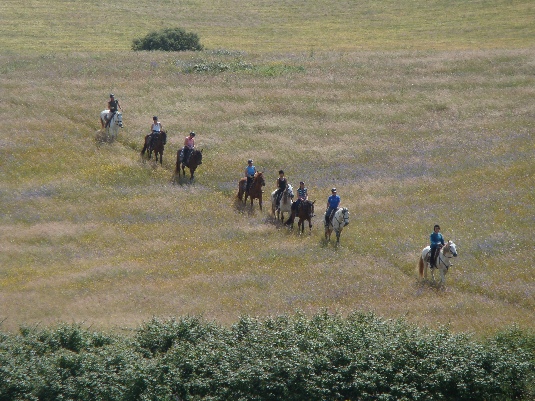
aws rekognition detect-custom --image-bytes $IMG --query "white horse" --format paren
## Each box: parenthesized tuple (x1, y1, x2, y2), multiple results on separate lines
(271, 184, 293, 222)
(418, 240, 458, 286)
(324, 207, 349, 244)
(100, 110, 123, 140)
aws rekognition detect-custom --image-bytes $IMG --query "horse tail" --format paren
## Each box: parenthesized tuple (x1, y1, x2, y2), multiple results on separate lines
(418, 255, 424, 278)
(284, 214, 294, 225)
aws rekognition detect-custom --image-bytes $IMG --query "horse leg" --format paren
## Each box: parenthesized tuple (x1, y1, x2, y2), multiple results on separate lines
(308, 219, 312, 234)
(439, 268, 446, 287)
(190, 168, 194, 181)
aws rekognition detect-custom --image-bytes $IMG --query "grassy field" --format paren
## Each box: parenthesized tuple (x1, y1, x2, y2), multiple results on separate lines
(0, 0, 534, 336)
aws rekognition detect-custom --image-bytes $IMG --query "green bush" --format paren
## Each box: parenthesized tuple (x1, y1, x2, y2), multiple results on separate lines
(132, 27, 203, 52)
(0, 314, 533, 401)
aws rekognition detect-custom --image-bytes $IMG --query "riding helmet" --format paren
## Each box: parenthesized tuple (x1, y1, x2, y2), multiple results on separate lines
(110, 93, 114, 97)
(153, 116, 158, 120)
(331, 188, 337, 193)
(248, 159, 253, 163)
(190, 132, 195, 137)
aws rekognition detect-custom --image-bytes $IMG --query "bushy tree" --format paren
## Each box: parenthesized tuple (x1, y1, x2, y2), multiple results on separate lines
(132, 27, 203, 52)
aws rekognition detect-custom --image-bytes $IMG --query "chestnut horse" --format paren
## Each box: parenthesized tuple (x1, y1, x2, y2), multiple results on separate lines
(238, 172, 265, 210)
(297, 200, 315, 234)
(418, 240, 458, 286)
(175, 148, 203, 181)
(141, 131, 167, 165)
(285, 200, 315, 234)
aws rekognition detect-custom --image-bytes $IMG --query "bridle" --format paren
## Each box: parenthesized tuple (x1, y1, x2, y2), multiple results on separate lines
(437, 246, 454, 270)
(332, 208, 348, 228)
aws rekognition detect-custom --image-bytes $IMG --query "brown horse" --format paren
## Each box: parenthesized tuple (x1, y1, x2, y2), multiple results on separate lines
(141, 131, 167, 165)
(175, 148, 203, 182)
(285, 200, 315, 234)
(238, 172, 265, 210)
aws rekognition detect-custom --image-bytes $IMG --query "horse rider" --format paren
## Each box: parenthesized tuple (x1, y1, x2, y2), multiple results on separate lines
(274, 170, 288, 210)
(149, 116, 162, 149)
(325, 188, 340, 227)
(285, 181, 308, 224)
(244, 159, 256, 194)
(291, 181, 308, 213)
(429, 224, 445, 268)
(105, 93, 122, 127)
(182, 132, 196, 165)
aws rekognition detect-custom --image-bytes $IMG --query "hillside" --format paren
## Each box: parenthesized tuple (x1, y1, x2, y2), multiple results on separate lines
(0, 0, 534, 335)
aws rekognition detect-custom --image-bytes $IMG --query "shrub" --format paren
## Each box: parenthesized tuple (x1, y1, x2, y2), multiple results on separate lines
(1, 314, 534, 400)
(132, 27, 203, 52)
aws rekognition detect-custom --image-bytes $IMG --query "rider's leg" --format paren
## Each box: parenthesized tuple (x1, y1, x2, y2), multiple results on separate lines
(429, 247, 436, 267)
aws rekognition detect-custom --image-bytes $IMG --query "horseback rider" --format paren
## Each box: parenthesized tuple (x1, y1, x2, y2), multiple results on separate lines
(285, 181, 308, 225)
(292, 181, 308, 213)
(244, 159, 256, 194)
(182, 132, 195, 165)
(274, 170, 288, 210)
(429, 224, 445, 268)
(325, 188, 340, 226)
(105, 93, 122, 127)
(149, 116, 162, 150)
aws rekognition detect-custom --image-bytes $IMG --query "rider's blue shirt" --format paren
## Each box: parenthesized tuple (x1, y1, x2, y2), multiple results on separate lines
(246, 165, 256, 177)
(327, 195, 340, 208)
(430, 232, 444, 248)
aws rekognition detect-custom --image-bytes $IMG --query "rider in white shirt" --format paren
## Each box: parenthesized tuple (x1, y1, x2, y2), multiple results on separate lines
(149, 116, 162, 148)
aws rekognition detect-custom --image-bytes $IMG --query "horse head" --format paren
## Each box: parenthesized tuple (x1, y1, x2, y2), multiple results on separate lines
(255, 172, 265, 187)
(115, 112, 123, 128)
(341, 207, 350, 226)
(444, 240, 458, 257)
(284, 184, 294, 200)
(193, 149, 203, 165)
(306, 200, 315, 218)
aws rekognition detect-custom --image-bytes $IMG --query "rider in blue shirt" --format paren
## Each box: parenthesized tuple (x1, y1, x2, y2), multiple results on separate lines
(244, 159, 256, 193)
(325, 188, 341, 225)
(429, 224, 445, 268)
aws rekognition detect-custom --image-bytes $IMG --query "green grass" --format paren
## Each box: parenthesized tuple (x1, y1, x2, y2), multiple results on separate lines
(0, 1, 534, 336)
(1, 0, 534, 53)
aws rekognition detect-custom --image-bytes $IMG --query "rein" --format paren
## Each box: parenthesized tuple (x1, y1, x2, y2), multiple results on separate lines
(332, 211, 345, 228)
(437, 250, 454, 270)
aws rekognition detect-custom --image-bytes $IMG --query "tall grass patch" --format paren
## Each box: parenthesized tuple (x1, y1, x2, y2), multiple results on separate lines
(1, 47, 534, 334)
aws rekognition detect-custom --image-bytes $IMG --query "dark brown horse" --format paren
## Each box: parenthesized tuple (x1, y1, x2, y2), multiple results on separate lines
(285, 200, 315, 234)
(141, 131, 167, 165)
(238, 171, 265, 210)
(175, 148, 203, 181)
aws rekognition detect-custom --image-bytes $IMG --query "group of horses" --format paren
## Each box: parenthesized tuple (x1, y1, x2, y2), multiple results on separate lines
(236, 171, 350, 245)
(236, 171, 458, 285)
(99, 109, 202, 181)
(139, 131, 203, 181)
(99, 110, 458, 286)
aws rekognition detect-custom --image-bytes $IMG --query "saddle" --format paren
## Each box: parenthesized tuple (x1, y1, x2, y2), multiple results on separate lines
(180, 147, 192, 166)
(325, 207, 338, 227)
(105, 111, 116, 127)
(428, 244, 443, 267)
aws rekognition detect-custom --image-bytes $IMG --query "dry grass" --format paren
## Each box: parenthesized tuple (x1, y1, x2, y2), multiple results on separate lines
(1, 1, 534, 336)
